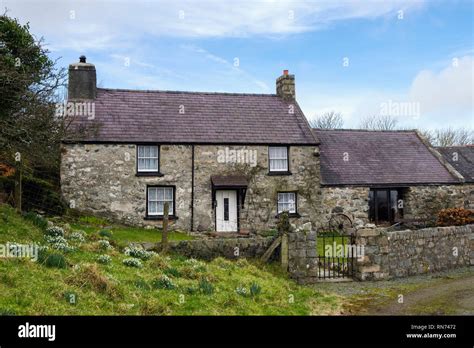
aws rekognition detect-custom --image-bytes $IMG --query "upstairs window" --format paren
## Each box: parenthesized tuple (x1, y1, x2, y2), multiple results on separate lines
(147, 186, 174, 217)
(269, 146, 289, 172)
(137, 145, 159, 173)
(278, 192, 297, 214)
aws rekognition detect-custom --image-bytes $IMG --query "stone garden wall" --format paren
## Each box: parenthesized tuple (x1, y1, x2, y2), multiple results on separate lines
(148, 236, 275, 261)
(354, 224, 474, 281)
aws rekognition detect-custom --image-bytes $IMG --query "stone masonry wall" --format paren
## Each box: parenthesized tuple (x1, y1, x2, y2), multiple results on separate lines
(148, 236, 275, 261)
(60, 143, 192, 230)
(193, 145, 321, 233)
(403, 185, 468, 220)
(320, 187, 370, 228)
(61, 143, 321, 233)
(354, 224, 474, 281)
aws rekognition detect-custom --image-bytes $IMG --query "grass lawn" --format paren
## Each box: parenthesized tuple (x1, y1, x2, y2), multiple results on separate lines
(0, 204, 344, 315)
(317, 235, 351, 258)
(64, 215, 193, 244)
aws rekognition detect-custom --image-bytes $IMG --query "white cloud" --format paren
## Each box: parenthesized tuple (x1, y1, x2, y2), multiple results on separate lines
(4, 0, 426, 51)
(409, 56, 473, 116)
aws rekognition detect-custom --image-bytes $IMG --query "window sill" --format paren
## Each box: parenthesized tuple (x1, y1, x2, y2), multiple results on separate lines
(268, 171, 292, 176)
(144, 215, 178, 221)
(275, 212, 301, 219)
(136, 172, 164, 177)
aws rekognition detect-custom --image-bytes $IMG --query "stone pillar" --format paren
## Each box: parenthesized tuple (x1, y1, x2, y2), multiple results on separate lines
(353, 227, 389, 281)
(288, 222, 318, 284)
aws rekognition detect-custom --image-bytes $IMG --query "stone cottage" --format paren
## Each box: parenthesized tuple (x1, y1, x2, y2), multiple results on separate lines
(61, 56, 472, 234)
(61, 57, 322, 233)
(313, 129, 468, 227)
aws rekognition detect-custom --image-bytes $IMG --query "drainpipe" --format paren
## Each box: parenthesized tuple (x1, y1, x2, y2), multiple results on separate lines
(190, 144, 195, 232)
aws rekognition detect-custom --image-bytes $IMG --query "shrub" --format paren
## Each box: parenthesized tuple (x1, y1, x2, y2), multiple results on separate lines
(39, 253, 67, 269)
(436, 208, 474, 226)
(134, 278, 151, 290)
(151, 275, 175, 290)
(69, 231, 86, 243)
(45, 226, 65, 237)
(98, 229, 113, 238)
(124, 246, 155, 260)
(250, 282, 262, 297)
(98, 239, 113, 251)
(66, 264, 121, 299)
(122, 258, 143, 268)
(149, 254, 171, 270)
(97, 255, 111, 265)
(0, 308, 17, 316)
(23, 211, 48, 230)
(235, 285, 248, 297)
(164, 267, 182, 278)
(198, 279, 214, 295)
(44, 235, 74, 252)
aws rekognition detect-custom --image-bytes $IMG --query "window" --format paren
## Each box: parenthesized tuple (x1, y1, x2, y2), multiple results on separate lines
(269, 146, 289, 172)
(137, 145, 159, 173)
(278, 192, 297, 214)
(147, 186, 174, 217)
(369, 188, 404, 224)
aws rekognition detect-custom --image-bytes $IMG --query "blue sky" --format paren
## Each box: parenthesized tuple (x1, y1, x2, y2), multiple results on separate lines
(5, 0, 474, 129)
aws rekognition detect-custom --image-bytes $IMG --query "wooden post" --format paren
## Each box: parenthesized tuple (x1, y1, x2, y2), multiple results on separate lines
(281, 232, 288, 271)
(14, 154, 22, 213)
(161, 202, 169, 254)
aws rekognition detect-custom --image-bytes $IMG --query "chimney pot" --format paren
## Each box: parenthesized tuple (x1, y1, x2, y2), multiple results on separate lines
(283, 69, 289, 75)
(79, 55, 87, 63)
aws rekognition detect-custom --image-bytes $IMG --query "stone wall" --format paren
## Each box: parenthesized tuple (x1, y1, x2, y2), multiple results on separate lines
(354, 224, 474, 280)
(61, 143, 321, 233)
(320, 187, 369, 228)
(60, 143, 193, 230)
(403, 185, 468, 220)
(147, 236, 275, 261)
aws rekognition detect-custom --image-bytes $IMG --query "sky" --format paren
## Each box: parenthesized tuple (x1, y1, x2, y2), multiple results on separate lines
(3, 0, 473, 129)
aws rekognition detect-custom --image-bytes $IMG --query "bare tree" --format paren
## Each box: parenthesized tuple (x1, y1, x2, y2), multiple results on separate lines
(310, 111, 344, 129)
(359, 115, 399, 130)
(421, 128, 474, 146)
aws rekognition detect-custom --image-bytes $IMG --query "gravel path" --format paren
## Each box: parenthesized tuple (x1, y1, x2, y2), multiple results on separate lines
(313, 267, 474, 315)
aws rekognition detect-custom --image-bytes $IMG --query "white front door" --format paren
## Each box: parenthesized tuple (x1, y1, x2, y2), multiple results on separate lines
(216, 190, 238, 232)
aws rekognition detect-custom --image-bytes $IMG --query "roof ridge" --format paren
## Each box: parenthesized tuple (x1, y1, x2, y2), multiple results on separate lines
(97, 87, 277, 97)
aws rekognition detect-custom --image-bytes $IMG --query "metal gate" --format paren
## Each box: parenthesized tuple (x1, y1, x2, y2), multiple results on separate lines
(317, 214, 357, 280)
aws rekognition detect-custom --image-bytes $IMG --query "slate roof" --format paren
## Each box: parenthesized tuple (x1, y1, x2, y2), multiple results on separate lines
(312, 129, 460, 186)
(64, 88, 317, 145)
(437, 146, 474, 183)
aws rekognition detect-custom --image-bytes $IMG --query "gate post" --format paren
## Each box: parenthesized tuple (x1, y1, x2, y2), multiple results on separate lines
(288, 222, 318, 284)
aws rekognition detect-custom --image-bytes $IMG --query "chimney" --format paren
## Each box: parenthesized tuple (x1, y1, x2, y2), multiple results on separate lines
(68, 55, 96, 100)
(276, 70, 295, 101)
